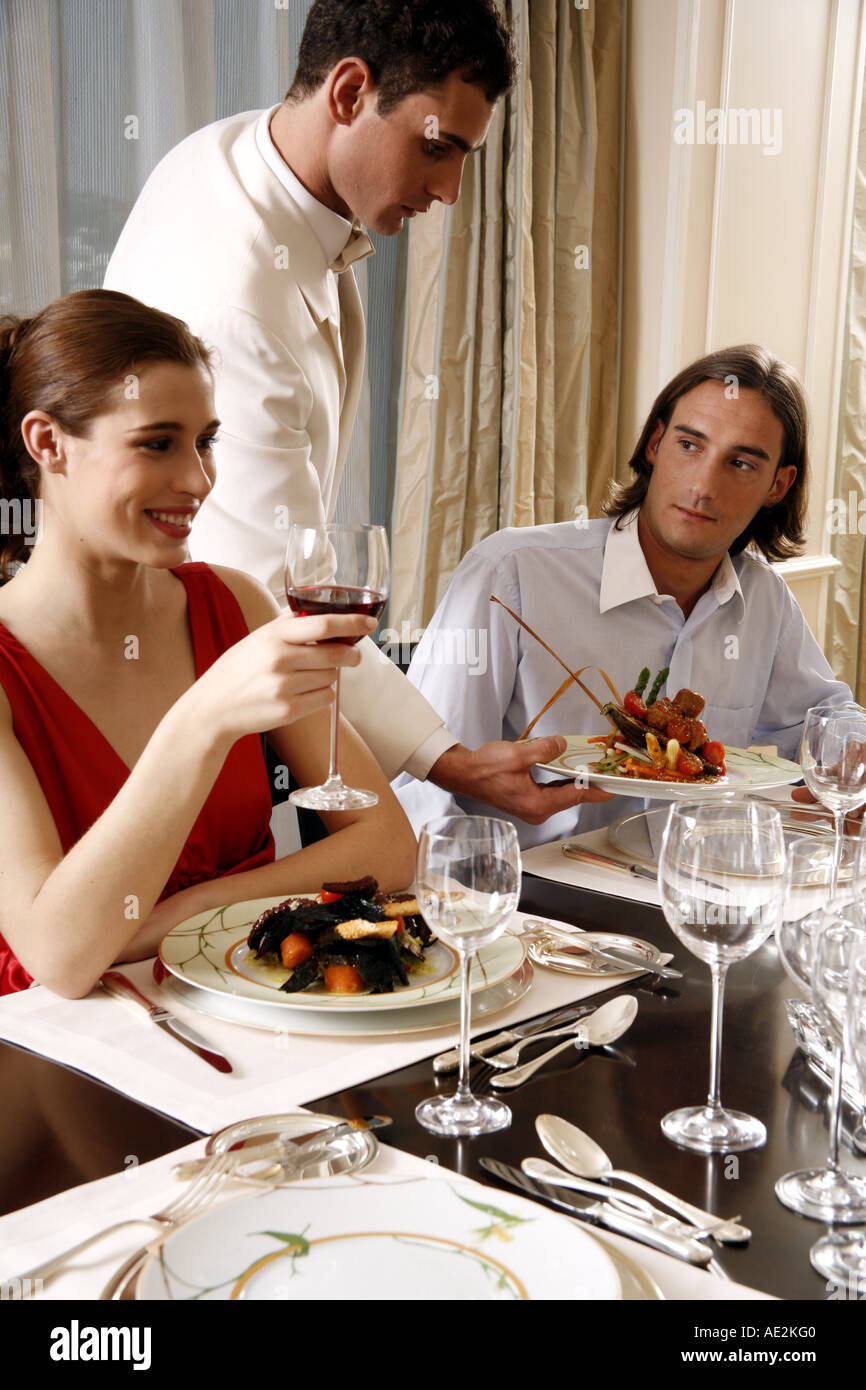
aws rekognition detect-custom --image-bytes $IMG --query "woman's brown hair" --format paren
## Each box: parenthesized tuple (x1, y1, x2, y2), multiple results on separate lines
(604, 344, 809, 562)
(0, 289, 213, 580)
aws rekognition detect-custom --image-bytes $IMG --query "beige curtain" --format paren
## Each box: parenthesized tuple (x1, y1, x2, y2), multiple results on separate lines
(388, 0, 623, 629)
(829, 85, 866, 702)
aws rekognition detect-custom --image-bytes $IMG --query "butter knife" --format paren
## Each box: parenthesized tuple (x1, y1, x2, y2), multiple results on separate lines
(479, 1159, 713, 1266)
(99, 971, 233, 1074)
(172, 1115, 391, 1181)
(562, 844, 657, 880)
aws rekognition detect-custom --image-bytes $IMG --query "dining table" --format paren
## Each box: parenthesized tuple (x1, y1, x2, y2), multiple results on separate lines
(0, 825, 864, 1344)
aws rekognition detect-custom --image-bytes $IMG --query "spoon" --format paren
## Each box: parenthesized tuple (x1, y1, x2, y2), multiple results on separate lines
(535, 1114, 751, 1244)
(520, 1158, 734, 1238)
(489, 996, 637, 1089)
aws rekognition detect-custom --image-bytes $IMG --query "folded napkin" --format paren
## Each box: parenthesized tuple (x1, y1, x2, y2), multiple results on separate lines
(522, 829, 661, 906)
(0, 913, 650, 1134)
(0, 1122, 773, 1302)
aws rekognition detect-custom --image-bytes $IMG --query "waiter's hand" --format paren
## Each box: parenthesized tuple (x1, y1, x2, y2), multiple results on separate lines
(428, 737, 615, 825)
(790, 784, 866, 835)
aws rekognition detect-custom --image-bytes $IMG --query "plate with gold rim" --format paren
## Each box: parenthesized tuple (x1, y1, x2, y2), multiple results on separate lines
(158, 895, 525, 1012)
(135, 1177, 622, 1301)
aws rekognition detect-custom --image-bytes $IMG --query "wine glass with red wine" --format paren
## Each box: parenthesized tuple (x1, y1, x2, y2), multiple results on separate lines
(285, 523, 389, 811)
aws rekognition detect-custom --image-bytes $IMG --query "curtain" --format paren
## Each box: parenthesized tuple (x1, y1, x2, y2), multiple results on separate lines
(387, 0, 624, 629)
(0, 0, 385, 524)
(829, 83, 866, 702)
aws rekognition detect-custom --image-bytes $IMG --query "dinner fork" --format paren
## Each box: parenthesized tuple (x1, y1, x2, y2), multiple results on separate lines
(9, 1149, 234, 1291)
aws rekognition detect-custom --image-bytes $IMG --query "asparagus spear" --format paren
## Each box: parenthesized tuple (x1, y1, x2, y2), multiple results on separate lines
(633, 667, 650, 697)
(646, 666, 670, 705)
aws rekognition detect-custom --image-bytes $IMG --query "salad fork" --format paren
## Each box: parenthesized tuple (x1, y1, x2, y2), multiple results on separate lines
(9, 1149, 235, 1292)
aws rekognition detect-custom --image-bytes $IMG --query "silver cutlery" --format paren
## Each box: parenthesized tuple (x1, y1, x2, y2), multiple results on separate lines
(520, 1158, 738, 1239)
(562, 844, 657, 881)
(432, 999, 603, 1074)
(523, 921, 682, 980)
(485, 1016, 617, 1070)
(479, 1159, 713, 1266)
(536, 1113, 751, 1244)
(99, 971, 232, 1073)
(171, 1114, 391, 1182)
(9, 1150, 235, 1291)
(490, 996, 637, 1089)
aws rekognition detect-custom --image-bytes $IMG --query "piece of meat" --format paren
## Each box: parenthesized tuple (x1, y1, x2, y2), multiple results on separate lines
(672, 688, 706, 718)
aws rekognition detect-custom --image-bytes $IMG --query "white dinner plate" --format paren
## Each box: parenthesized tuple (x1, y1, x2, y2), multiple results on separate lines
(158, 896, 525, 1012)
(135, 1176, 622, 1301)
(159, 959, 534, 1037)
(535, 737, 801, 801)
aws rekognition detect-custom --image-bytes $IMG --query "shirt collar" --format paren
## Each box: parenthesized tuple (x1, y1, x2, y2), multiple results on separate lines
(254, 107, 373, 270)
(599, 508, 743, 614)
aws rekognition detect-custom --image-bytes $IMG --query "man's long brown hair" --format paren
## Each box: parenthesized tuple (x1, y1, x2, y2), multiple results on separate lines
(604, 344, 809, 562)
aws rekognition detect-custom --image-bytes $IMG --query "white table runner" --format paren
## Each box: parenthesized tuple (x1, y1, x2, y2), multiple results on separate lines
(0, 914, 643, 1134)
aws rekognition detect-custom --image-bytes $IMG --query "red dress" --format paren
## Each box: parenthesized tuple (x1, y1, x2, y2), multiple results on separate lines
(0, 563, 275, 994)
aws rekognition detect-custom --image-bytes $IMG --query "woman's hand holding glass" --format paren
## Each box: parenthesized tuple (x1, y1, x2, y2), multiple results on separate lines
(190, 609, 376, 747)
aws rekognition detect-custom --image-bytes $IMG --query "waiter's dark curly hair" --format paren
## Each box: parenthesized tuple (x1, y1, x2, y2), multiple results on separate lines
(287, 0, 517, 112)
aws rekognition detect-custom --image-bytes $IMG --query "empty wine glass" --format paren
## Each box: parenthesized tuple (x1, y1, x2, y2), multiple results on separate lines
(775, 839, 865, 1217)
(285, 523, 389, 810)
(809, 944, 866, 1286)
(783, 907, 866, 1228)
(800, 704, 866, 901)
(414, 816, 521, 1137)
(658, 800, 786, 1152)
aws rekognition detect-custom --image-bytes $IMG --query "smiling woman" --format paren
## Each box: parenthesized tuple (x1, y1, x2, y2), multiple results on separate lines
(0, 289, 415, 998)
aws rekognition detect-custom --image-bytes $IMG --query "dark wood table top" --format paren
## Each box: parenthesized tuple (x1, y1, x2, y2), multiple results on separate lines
(1, 873, 864, 1301)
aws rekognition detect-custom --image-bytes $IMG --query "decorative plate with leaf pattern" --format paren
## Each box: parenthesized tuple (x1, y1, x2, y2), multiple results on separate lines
(135, 1175, 621, 1301)
(158, 896, 525, 1011)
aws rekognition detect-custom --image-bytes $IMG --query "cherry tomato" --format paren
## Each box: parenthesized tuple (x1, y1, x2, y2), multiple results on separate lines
(392, 916, 404, 936)
(318, 890, 344, 904)
(676, 749, 704, 777)
(623, 691, 647, 719)
(701, 741, 726, 768)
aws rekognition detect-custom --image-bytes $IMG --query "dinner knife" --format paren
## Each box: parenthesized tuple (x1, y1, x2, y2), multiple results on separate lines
(562, 844, 657, 881)
(479, 1159, 713, 1266)
(172, 1115, 392, 1181)
(433, 1000, 604, 1074)
(99, 970, 233, 1074)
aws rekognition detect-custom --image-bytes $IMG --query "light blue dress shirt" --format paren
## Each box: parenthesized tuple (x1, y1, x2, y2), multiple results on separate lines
(393, 510, 852, 847)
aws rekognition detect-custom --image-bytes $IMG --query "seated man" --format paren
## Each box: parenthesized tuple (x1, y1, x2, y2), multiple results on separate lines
(394, 344, 853, 846)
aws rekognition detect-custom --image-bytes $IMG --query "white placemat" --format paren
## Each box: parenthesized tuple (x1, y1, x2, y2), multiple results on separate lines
(0, 914, 645, 1134)
(0, 1126, 773, 1302)
(522, 829, 662, 906)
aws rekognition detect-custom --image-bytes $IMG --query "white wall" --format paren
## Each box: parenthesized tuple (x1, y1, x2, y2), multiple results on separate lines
(619, 0, 866, 648)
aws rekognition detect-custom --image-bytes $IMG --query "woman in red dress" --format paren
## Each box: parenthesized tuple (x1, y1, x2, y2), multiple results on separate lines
(0, 290, 415, 996)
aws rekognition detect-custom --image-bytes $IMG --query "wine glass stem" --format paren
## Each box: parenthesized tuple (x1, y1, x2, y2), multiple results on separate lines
(827, 1042, 844, 1173)
(326, 670, 341, 784)
(707, 963, 728, 1111)
(455, 949, 474, 1104)
(831, 810, 845, 901)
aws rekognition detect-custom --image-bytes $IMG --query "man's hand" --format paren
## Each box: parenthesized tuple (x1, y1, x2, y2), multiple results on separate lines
(790, 784, 865, 835)
(429, 738, 615, 825)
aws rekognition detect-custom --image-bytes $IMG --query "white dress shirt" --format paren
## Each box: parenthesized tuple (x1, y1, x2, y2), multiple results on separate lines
(394, 509, 852, 846)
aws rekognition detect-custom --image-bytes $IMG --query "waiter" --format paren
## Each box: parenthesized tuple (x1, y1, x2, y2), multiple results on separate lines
(106, 0, 609, 826)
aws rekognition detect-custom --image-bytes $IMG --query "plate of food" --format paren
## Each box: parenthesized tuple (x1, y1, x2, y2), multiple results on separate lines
(158, 876, 525, 1012)
(135, 1175, 622, 1301)
(534, 666, 800, 800)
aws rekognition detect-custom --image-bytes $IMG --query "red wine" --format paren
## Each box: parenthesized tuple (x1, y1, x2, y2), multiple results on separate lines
(286, 585, 386, 644)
